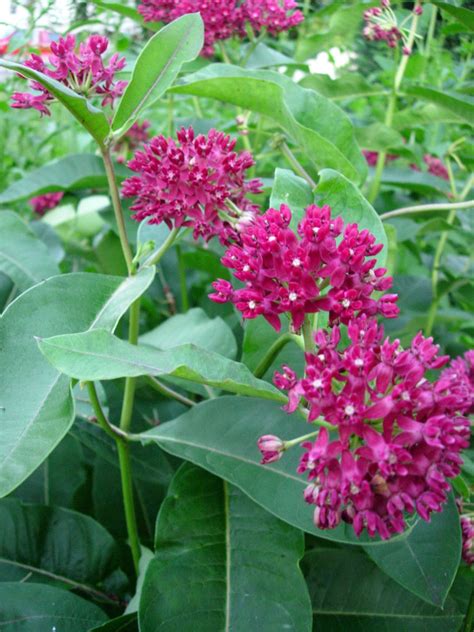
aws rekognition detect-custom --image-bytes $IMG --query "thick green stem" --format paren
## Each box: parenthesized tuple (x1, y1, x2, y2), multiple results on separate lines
(253, 333, 295, 379)
(381, 199, 474, 220)
(280, 142, 316, 189)
(101, 147, 133, 274)
(117, 442, 141, 572)
(146, 376, 195, 407)
(87, 382, 127, 442)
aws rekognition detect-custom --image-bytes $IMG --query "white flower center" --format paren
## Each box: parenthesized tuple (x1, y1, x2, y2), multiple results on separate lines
(243, 264, 250, 272)
(292, 258, 301, 267)
(342, 299, 351, 308)
(248, 301, 256, 309)
(312, 226, 319, 234)
(312, 379, 323, 389)
(268, 235, 277, 242)
(354, 359, 364, 367)
(289, 292, 298, 302)
(345, 405, 355, 416)
(318, 353, 325, 361)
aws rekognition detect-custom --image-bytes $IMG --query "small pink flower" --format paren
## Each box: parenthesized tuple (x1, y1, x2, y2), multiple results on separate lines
(461, 515, 474, 565)
(423, 154, 450, 181)
(11, 34, 126, 116)
(257, 435, 285, 464)
(29, 192, 64, 215)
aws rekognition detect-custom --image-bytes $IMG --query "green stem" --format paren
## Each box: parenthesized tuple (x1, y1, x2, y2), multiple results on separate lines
(284, 430, 320, 449)
(101, 147, 133, 275)
(253, 333, 295, 379)
(117, 441, 141, 572)
(87, 382, 128, 442)
(280, 142, 316, 189)
(146, 376, 195, 407)
(424, 6, 437, 61)
(367, 5, 421, 204)
(143, 227, 180, 268)
(381, 199, 474, 220)
(302, 317, 315, 353)
(176, 245, 189, 312)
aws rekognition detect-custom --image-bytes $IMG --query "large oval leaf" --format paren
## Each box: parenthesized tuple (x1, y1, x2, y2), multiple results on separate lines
(0, 498, 126, 601)
(139, 463, 312, 632)
(0, 212, 59, 291)
(138, 397, 420, 546)
(314, 169, 387, 266)
(112, 14, 204, 135)
(171, 64, 367, 184)
(303, 547, 465, 631)
(0, 60, 110, 144)
(364, 492, 461, 607)
(404, 85, 474, 126)
(0, 154, 128, 205)
(0, 582, 108, 631)
(37, 329, 284, 402)
(0, 267, 154, 497)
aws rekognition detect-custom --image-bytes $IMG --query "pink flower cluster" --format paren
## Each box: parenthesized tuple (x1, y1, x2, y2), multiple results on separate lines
(424, 154, 450, 181)
(266, 319, 471, 539)
(29, 191, 64, 215)
(122, 127, 262, 243)
(137, 0, 303, 56)
(210, 204, 398, 331)
(362, 150, 398, 167)
(363, 6, 402, 49)
(11, 34, 127, 116)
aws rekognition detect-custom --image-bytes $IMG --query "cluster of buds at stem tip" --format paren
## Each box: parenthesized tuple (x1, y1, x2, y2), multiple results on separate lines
(363, 1, 422, 55)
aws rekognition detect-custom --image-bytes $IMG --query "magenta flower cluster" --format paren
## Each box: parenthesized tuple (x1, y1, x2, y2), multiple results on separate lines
(29, 192, 64, 215)
(423, 154, 450, 181)
(210, 203, 398, 331)
(11, 34, 127, 116)
(461, 514, 474, 565)
(137, 0, 303, 56)
(122, 127, 262, 243)
(362, 1, 421, 55)
(267, 320, 472, 539)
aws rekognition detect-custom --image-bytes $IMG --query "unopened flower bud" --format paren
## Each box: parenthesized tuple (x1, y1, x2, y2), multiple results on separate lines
(258, 435, 285, 464)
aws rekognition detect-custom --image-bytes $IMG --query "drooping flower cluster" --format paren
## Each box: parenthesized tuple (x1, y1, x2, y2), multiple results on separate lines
(11, 34, 127, 116)
(29, 192, 64, 215)
(268, 318, 471, 539)
(122, 126, 262, 243)
(210, 204, 398, 331)
(363, 1, 421, 55)
(461, 515, 474, 565)
(137, 0, 303, 56)
(113, 120, 152, 164)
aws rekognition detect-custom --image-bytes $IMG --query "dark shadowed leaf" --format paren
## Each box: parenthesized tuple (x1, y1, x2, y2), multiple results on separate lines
(270, 168, 314, 229)
(139, 463, 312, 632)
(0, 582, 108, 630)
(303, 547, 464, 631)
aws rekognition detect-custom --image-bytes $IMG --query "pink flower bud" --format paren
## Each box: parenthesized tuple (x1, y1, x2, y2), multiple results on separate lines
(257, 435, 285, 464)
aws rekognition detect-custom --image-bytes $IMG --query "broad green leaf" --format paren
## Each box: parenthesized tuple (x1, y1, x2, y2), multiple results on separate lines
(270, 168, 314, 229)
(314, 169, 387, 265)
(0, 582, 108, 631)
(404, 85, 474, 126)
(139, 397, 419, 545)
(0, 267, 154, 497)
(172, 64, 367, 184)
(433, 2, 474, 31)
(0, 154, 127, 204)
(30, 221, 65, 264)
(364, 492, 461, 607)
(245, 42, 301, 69)
(393, 103, 464, 129)
(90, 614, 138, 632)
(112, 14, 204, 134)
(37, 329, 284, 402)
(139, 463, 312, 632)
(0, 60, 110, 144)
(300, 74, 387, 100)
(303, 547, 465, 631)
(140, 307, 237, 359)
(0, 498, 126, 599)
(0, 212, 59, 291)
